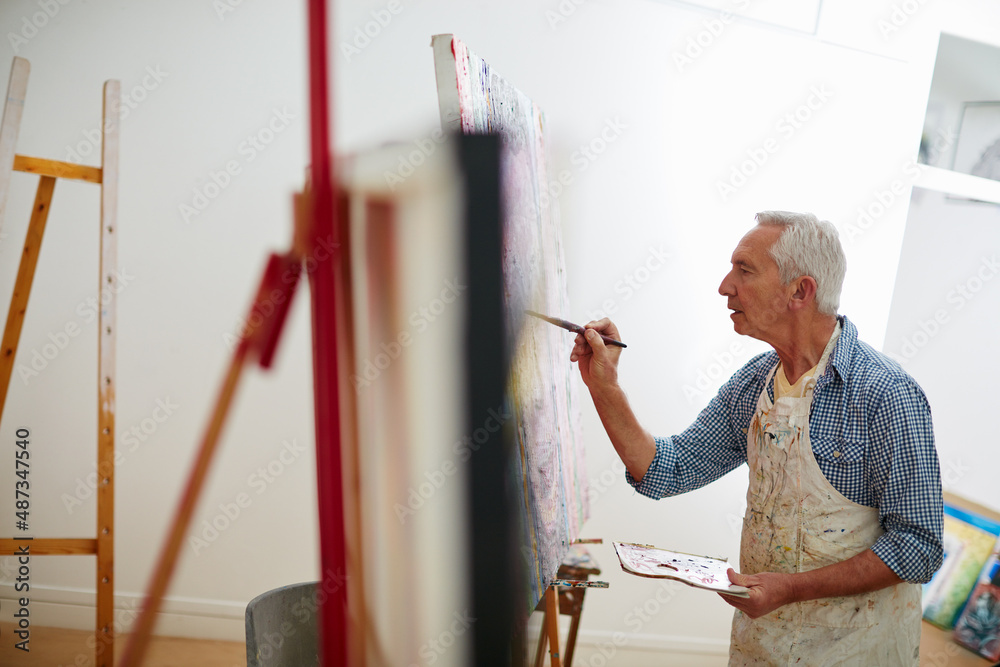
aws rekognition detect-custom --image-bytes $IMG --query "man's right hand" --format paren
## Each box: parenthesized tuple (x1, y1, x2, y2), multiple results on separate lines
(570, 318, 623, 392)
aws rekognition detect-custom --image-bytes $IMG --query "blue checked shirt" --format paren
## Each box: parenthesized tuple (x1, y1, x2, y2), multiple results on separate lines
(627, 315, 944, 583)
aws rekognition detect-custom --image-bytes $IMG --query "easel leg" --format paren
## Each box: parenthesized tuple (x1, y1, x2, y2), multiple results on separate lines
(0, 57, 30, 229)
(305, 1, 350, 663)
(96, 78, 120, 667)
(118, 346, 249, 666)
(564, 590, 583, 667)
(533, 605, 548, 667)
(0, 175, 55, 420)
(545, 587, 562, 667)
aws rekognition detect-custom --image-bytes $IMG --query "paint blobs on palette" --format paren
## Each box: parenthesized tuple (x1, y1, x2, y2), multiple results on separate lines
(613, 542, 750, 597)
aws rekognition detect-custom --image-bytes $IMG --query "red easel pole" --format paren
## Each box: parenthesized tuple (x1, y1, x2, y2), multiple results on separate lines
(306, 1, 348, 665)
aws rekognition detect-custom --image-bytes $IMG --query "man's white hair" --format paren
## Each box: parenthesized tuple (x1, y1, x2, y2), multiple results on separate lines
(755, 210, 846, 316)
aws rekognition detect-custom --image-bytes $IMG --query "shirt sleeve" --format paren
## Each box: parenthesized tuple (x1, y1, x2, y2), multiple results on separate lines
(626, 377, 750, 499)
(867, 378, 944, 584)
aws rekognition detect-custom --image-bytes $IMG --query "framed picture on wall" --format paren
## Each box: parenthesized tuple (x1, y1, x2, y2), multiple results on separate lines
(952, 102, 1000, 182)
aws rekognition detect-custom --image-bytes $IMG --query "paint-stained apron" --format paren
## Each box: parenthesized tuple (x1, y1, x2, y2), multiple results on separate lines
(729, 332, 921, 666)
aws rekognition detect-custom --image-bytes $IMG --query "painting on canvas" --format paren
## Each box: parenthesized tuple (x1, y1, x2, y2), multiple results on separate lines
(923, 505, 1000, 629)
(433, 33, 589, 609)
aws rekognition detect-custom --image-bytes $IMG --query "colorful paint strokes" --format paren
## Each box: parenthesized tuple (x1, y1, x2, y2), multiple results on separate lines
(433, 33, 589, 611)
(923, 505, 1000, 629)
(953, 578, 1000, 661)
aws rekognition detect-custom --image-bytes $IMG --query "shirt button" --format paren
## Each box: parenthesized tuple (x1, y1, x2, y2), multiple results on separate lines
(833, 451, 842, 458)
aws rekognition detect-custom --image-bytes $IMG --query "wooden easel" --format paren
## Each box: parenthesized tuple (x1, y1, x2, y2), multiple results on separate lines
(534, 544, 607, 667)
(0, 58, 119, 666)
(118, 2, 350, 664)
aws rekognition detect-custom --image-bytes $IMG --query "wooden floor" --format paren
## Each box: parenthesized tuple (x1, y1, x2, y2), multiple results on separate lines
(1, 621, 994, 666)
(0, 624, 245, 666)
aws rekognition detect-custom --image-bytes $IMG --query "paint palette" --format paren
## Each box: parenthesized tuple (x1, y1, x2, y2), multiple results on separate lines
(613, 542, 750, 598)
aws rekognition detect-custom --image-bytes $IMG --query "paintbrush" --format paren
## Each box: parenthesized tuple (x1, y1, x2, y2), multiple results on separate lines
(525, 310, 627, 348)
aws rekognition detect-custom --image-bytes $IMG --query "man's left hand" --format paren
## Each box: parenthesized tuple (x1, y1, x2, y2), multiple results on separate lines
(718, 568, 796, 619)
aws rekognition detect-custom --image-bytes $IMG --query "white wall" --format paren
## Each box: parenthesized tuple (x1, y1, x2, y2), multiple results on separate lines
(1, 0, 998, 661)
(884, 187, 1000, 511)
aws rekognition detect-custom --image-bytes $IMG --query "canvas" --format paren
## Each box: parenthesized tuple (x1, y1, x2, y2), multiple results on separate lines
(923, 505, 1000, 629)
(953, 579, 1000, 661)
(953, 102, 1000, 182)
(341, 141, 471, 666)
(953, 534, 1000, 660)
(433, 34, 589, 610)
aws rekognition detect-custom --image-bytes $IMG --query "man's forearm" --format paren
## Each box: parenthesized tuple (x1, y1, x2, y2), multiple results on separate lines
(790, 548, 902, 602)
(725, 548, 904, 618)
(589, 383, 657, 482)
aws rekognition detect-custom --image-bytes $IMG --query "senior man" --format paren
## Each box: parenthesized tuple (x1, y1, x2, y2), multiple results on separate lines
(570, 211, 943, 665)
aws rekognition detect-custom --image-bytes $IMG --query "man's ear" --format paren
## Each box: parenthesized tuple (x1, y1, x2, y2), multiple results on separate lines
(788, 276, 818, 311)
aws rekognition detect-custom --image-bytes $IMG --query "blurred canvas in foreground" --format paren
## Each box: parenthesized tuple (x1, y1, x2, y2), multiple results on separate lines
(339, 136, 472, 666)
(432, 33, 589, 611)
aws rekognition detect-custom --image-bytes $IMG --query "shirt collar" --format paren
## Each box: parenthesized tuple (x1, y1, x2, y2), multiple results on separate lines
(828, 314, 856, 382)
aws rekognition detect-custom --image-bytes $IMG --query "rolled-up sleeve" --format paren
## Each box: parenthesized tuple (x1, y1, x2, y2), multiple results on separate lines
(626, 369, 756, 498)
(867, 379, 944, 583)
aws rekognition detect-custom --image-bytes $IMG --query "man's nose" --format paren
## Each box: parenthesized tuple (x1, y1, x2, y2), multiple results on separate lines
(719, 271, 735, 297)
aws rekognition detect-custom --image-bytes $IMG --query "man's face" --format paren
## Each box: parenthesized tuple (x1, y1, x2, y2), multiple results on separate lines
(718, 225, 791, 342)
